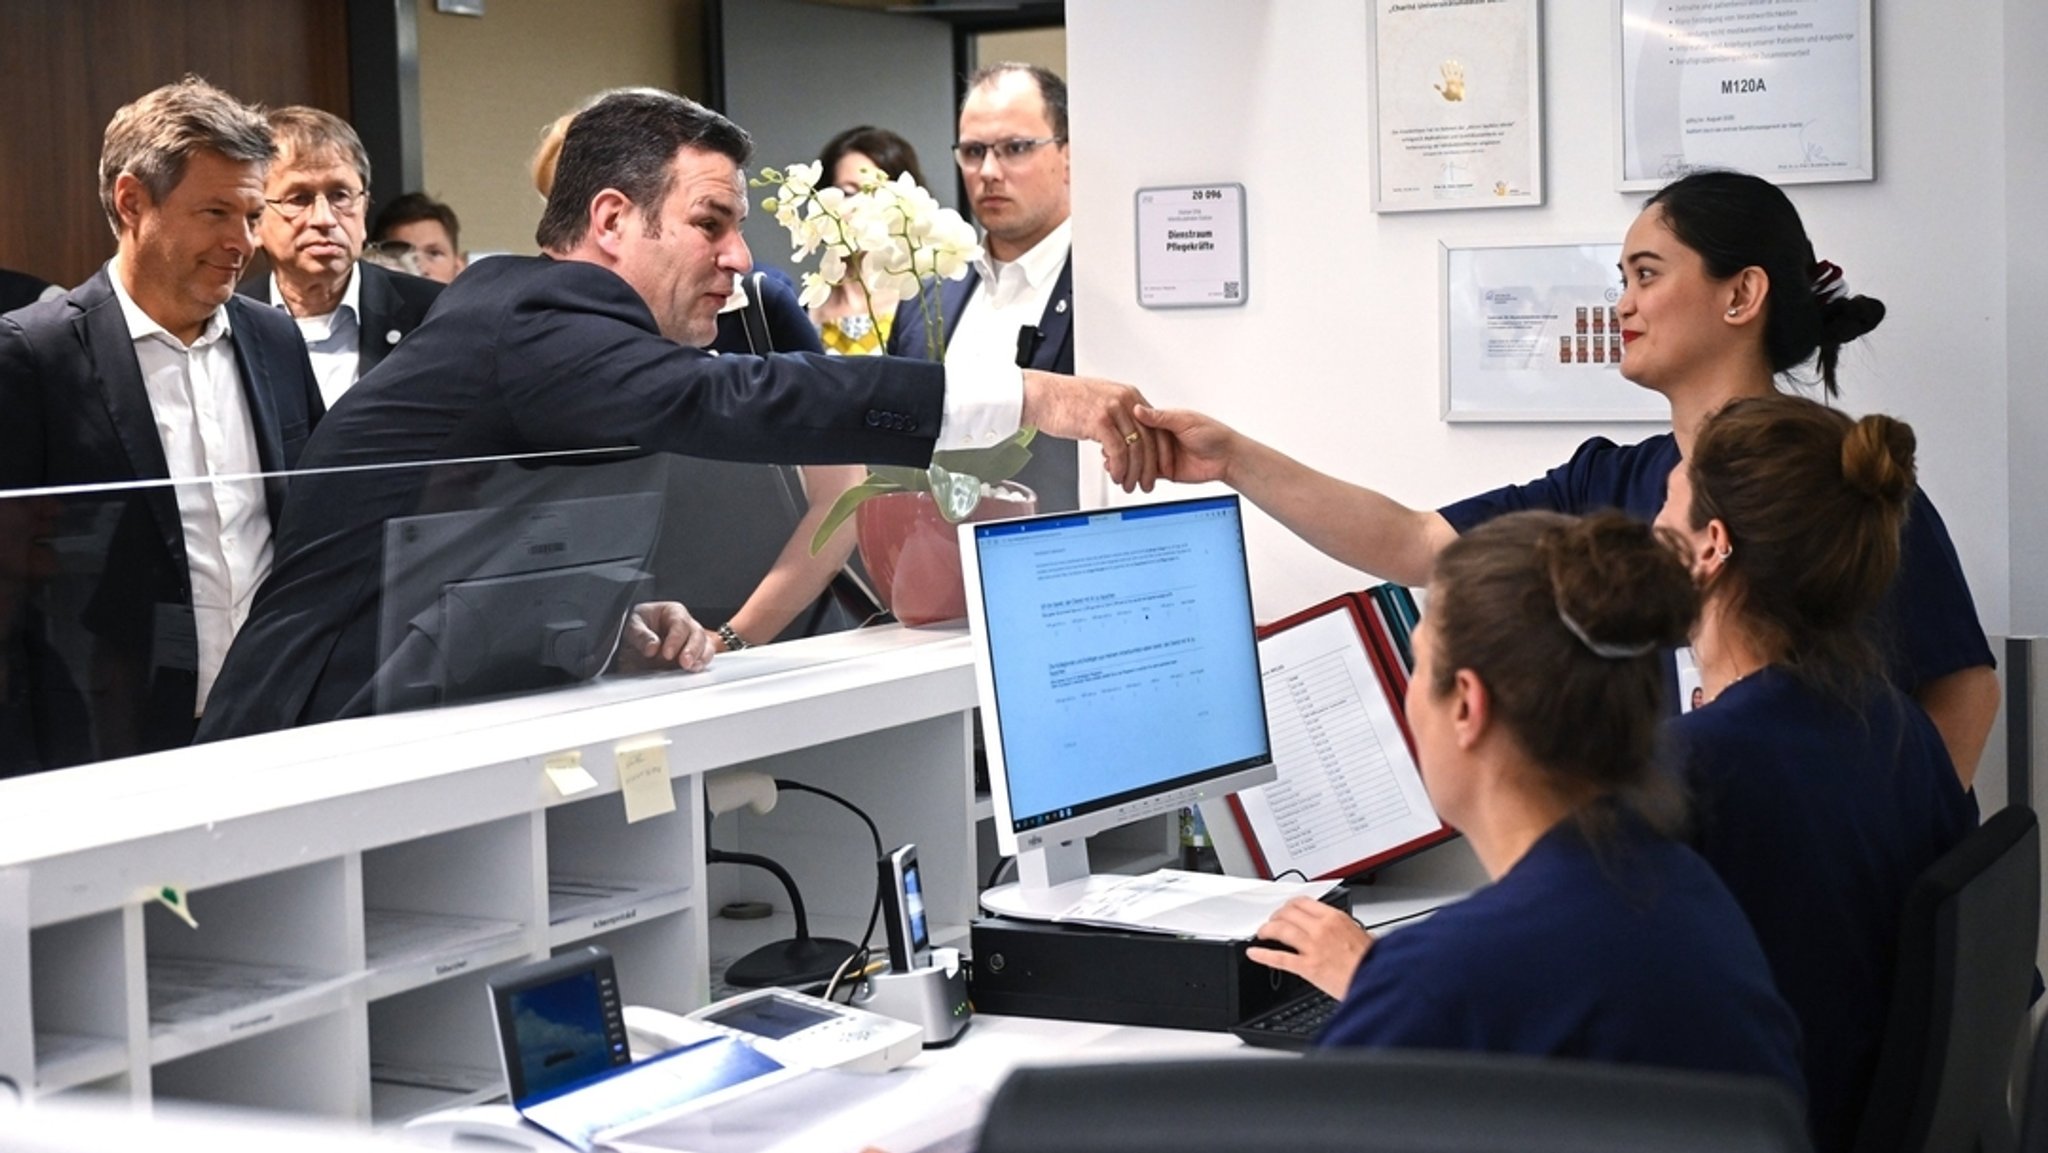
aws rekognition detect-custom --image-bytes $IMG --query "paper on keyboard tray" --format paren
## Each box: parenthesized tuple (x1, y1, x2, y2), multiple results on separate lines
(1053, 870, 1340, 939)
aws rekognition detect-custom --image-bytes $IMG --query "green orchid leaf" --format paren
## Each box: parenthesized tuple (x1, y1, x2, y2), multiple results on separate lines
(809, 475, 910, 555)
(868, 464, 931, 490)
(805, 428, 1041, 552)
(929, 426, 1038, 486)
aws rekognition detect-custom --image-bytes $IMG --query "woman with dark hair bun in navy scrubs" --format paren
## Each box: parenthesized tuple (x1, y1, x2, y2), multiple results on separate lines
(1136, 170, 1996, 785)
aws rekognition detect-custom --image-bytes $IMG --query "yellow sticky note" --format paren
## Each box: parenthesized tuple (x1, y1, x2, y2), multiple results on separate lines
(544, 751, 599, 797)
(617, 741, 676, 825)
(154, 884, 198, 929)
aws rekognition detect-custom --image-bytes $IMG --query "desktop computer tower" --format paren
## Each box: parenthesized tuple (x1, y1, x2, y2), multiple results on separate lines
(968, 887, 1349, 1031)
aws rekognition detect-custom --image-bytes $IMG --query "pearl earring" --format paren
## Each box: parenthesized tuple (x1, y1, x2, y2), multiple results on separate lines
(1726, 308, 1740, 317)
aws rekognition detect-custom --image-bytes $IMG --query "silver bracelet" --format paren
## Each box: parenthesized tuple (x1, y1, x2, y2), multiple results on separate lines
(717, 623, 751, 651)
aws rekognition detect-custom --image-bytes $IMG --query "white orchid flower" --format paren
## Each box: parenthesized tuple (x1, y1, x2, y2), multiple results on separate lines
(797, 271, 833, 311)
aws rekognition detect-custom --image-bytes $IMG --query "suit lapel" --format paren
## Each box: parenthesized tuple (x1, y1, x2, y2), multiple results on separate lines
(355, 263, 396, 376)
(223, 297, 293, 519)
(1032, 255, 1074, 371)
(76, 269, 185, 573)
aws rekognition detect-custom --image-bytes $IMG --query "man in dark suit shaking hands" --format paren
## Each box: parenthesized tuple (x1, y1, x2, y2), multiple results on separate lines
(244, 106, 442, 408)
(0, 77, 324, 772)
(196, 88, 1161, 741)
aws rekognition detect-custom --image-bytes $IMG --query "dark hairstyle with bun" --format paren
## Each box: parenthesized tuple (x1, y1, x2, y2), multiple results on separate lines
(817, 125, 927, 192)
(1646, 170, 1884, 397)
(1685, 394, 1917, 693)
(1429, 510, 1698, 834)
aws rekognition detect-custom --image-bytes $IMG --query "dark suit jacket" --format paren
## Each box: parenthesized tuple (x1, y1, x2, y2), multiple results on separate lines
(239, 260, 443, 379)
(0, 267, 55, 316)
(888, 253, 1078, 511)
(0, 266, 324, 772)
(196, 254, 947, 741)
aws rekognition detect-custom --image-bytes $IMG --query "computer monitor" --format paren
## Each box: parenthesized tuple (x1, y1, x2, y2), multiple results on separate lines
(375, 489, 663, 714)
(961, 495, 1277, 918)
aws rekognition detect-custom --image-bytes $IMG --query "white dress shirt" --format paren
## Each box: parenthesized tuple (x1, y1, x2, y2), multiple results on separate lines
(270, 266, 361, 409)
(935, 220, 1073, 449)
(109, 270, 274, 715)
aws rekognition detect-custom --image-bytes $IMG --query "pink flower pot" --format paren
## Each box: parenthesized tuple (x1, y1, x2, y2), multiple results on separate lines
(855, 484, 1037, 627)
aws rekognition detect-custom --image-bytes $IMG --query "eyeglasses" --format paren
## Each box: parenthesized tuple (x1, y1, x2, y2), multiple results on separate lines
(953, 137, 1066, 167)
(264, 188, 366, 220)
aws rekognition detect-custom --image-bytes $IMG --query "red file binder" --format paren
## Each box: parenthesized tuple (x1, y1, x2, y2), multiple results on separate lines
(1225, 591, 1456, 881)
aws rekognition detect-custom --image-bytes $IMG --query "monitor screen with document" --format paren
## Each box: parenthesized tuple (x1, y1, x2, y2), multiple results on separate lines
(961, 494, 1277, 917)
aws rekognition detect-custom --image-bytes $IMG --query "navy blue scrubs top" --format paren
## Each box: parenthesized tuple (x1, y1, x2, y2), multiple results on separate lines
(1316, 813, 1806, 1101)
(1670, 670, 1977, 1153)
(1437, 433, 1993, 694)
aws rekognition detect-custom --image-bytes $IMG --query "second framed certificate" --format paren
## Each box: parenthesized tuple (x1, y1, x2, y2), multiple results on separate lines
(1368, 0, 1543, 213)
(1439, 240, 1668, 423)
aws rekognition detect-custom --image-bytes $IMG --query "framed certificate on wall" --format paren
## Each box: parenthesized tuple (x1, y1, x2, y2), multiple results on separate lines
(1439, 240, 1668, 423)
(1368, 0, 1543, 213)
(1616, 0, 1874, 189)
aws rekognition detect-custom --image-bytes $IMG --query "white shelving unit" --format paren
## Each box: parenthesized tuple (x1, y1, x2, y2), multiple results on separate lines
(0, 626, 980, 1123)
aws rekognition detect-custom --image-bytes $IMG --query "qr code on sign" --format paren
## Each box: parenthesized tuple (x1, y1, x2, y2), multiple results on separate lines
(1224, 281, 1241, 300)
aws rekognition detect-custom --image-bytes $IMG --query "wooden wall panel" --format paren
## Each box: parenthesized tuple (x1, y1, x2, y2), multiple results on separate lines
(0, 0, 351, 290)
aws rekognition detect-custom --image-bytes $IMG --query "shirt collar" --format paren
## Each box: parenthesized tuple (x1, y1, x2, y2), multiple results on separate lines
(267, 263, 361, 326)
(976, 218, 1072, 288)
(108, 260, 232, 348)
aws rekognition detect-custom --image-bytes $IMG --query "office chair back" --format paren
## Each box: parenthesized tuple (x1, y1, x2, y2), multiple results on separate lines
(977, 1050, 1814, 1153)
(1855, 804, 2040, 1153)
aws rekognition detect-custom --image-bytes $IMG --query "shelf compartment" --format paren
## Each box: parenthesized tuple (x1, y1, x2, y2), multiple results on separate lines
(30, 910, 130, 1093)
(362, 813, 537, 1001)
(152, 1011, 364, 1118)
(146, 957, 360, 1063)
(142, 858, 353, 1063)
(367, 964, 517, 1127)
(364, 910, 529, 1000)
(34, 1032, 127, 1094)
(544, 786, 695, 949)
(546, 876, 691, 948)
(560, 905, 699, 1013)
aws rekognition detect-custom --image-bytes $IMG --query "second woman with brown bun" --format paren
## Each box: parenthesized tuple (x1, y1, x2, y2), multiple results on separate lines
(530, 102, 874, 651)
(811, 126, 927, 356)
(1253, 511, 1804, 1098)
(1656, 395, 1976, 1153)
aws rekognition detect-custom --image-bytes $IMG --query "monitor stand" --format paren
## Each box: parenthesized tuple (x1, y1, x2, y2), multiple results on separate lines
(979, 837, 1132, 920)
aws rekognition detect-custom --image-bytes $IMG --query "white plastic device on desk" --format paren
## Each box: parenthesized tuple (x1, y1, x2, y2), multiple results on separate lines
(626, 986, 924, 1074)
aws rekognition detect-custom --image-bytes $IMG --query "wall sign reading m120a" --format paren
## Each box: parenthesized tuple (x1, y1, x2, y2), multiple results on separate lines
(1135, 183, 1248, 310)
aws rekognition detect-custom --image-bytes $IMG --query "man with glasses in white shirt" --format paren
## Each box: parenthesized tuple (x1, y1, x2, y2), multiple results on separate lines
(889, 62, 1080, 512)
(0, 77, 323, 772)
(244, 106, 442, 410)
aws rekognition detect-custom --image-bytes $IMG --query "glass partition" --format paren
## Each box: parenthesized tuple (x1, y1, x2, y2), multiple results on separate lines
(0, 448, 881, 779)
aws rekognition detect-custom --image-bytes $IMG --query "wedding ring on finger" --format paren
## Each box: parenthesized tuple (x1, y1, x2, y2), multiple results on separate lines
(1123, 429, 1142, 445)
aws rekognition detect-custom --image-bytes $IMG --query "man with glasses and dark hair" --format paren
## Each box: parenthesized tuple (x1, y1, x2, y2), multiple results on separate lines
(889, 61, 1080, 511)
(245, 106, 442, 408)
(0, 77, 323, 769)
(196, 86, 1160, 741)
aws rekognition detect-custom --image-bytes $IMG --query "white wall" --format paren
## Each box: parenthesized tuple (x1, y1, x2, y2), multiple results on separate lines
(1065, 0, 2036, 633)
